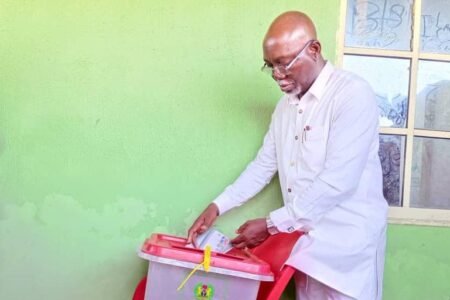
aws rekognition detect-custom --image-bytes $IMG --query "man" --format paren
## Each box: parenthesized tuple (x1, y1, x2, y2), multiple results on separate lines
(187, 11, 388, 300)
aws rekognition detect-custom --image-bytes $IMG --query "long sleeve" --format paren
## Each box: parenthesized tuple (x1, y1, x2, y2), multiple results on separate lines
(270, 81, 380, 232)
(213, 113, 278, 215)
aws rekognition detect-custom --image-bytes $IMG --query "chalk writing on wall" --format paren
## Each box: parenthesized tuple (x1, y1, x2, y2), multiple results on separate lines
(345, 0, 413, 50)
(421, 0, 450, 54)
(415, 60, 450, 131)
(343, 55, 409, 128)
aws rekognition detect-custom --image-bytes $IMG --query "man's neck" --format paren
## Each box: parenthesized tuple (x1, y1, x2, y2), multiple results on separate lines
(296, 59, 327, 100)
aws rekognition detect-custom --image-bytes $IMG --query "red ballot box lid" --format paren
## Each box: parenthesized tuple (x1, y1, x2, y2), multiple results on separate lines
(140, 233, 274, 278)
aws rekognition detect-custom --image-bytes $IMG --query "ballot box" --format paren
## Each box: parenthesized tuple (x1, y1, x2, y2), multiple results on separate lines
(138, 233, 274, 300)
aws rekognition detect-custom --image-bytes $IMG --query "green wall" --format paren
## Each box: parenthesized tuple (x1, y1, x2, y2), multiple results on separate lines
(0, 1, 448, 299)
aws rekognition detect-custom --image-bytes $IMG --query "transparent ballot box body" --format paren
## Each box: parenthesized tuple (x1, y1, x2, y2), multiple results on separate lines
(138, 233, 274, 300)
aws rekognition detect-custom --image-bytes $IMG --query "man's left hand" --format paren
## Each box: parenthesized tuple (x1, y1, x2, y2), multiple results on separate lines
(230, 218, 269, 249)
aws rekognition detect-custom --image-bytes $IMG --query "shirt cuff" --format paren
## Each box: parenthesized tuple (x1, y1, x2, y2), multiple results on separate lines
(269, 206, 299, 233)
(212, 192, 236, 215)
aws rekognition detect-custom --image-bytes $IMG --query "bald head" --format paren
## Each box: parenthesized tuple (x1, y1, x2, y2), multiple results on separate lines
(264, 11, 317, 49)
(262, 11, 325, 98)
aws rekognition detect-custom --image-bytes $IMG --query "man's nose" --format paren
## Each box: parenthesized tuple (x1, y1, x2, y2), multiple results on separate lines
(272, 69, 286, 80)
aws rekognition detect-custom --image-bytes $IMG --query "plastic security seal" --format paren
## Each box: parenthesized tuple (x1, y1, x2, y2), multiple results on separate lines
(177, 245, 212, 291)
(178, 229, 231, 291)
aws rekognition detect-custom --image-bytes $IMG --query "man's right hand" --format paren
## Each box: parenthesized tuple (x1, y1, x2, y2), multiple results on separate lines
(187, 203, 220, 246)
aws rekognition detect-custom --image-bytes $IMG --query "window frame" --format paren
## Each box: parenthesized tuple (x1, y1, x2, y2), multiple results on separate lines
(336, 0, 450, 227)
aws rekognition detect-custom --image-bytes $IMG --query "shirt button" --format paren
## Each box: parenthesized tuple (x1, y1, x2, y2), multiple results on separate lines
(287, 226, 295, 232)
(298, 109, 303, 114)
(295, 135, 299, 140)
(287, 188, 292, 193)
(290, 161, 295, 167)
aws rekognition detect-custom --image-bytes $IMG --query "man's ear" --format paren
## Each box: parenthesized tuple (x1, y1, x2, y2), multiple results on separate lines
(309, 40, 321, 61)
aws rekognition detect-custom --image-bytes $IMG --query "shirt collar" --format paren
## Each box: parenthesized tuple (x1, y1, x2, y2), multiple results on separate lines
(287, 61, 335, 105)
(308, 61, 334, 101)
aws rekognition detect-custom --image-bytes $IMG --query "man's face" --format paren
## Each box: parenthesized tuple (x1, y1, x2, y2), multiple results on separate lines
(263, 39, 316, 96)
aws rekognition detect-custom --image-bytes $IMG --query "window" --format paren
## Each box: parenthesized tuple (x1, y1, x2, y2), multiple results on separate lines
(337, 0, 450, 226)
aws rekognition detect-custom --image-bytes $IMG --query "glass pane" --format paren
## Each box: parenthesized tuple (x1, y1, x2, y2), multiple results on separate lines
(379, 134, 405, 206)
(345, 0, 413, 50)
(415, 60, 450, 131)
(411, 137, 450, 209)
(420, 0, 450, 54)
(343, 55, 410, 127)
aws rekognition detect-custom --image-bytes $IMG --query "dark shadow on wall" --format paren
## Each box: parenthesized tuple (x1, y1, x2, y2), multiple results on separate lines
(379, 136, 402, 206)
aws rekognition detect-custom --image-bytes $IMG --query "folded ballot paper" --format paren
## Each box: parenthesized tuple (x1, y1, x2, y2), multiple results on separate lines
(190, 228, 233, 253)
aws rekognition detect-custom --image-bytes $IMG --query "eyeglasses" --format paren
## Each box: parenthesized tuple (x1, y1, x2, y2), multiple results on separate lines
(261, 39, 315, 76)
